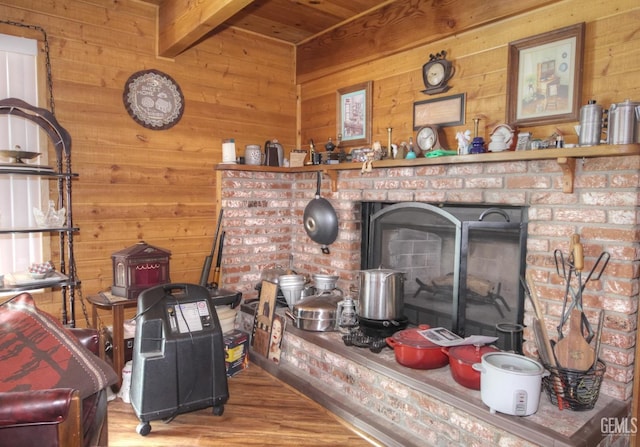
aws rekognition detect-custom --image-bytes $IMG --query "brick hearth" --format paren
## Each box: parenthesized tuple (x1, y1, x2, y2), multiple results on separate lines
(238, 305, 627, 447)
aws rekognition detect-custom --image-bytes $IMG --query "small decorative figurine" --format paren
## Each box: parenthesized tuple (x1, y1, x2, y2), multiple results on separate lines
(456, 130, 472, 154)
(325, 137, 335, 152)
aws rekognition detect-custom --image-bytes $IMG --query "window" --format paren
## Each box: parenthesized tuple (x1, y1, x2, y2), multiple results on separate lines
(0, 34, 49, 277)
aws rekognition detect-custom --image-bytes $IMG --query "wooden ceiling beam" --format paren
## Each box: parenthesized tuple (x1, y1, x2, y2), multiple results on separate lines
(157, 0, 254, 58)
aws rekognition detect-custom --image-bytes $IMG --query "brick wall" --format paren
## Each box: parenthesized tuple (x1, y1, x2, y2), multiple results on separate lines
(219, 154, 640, 401)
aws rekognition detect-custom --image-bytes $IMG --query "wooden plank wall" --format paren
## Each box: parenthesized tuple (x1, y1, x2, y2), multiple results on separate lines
(299, 0, 640, 153)
(0, 0, 296, 325)
(1, 0, 638, 329)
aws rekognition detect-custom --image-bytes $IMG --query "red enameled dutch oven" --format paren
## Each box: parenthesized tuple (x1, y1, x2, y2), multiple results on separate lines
(442, 344, 500, 390)
(386, 325, 449, 370)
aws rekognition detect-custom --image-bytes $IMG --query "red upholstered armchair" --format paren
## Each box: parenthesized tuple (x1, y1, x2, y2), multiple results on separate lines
(0, 294, 118, 447)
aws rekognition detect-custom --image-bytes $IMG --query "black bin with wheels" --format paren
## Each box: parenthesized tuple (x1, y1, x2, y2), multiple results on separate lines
(130, 283, 233, 436)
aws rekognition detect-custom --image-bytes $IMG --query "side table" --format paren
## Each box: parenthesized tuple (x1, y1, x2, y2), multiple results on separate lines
(87, 291, 138, 388)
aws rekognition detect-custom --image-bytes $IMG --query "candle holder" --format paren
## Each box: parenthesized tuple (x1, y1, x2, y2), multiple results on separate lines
(469, 117, 486, 154)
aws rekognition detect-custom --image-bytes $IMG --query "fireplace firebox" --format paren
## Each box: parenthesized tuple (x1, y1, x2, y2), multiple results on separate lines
(361, 202, 528, 351)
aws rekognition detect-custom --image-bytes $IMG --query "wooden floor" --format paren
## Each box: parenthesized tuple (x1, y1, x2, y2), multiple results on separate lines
(107, 362, 380, 447)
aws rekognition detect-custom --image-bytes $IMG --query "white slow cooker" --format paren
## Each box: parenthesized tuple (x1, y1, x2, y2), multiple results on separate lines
(472, 352, 548, 416)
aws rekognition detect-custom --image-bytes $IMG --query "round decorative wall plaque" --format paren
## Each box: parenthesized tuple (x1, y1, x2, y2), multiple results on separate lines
(123, 69, 184, 130)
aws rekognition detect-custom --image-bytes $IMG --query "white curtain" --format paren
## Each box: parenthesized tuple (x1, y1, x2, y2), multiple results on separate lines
(0, 34, 46, 278)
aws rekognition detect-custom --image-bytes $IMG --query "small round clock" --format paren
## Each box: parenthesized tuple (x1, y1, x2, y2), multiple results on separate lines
(422, 50, 454, 95)
(123, 69, 184, 130)
(416, 125, 443, 152)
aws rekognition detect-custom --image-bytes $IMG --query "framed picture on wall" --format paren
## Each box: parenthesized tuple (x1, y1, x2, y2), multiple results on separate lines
(337, 81, 372, 146)
(413, 93, 465, 130)
(506, 23, 585, 127)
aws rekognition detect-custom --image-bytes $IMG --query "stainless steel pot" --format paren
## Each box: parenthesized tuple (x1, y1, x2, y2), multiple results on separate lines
(286, 290, 343, 331)
(358, 267, 404, 320)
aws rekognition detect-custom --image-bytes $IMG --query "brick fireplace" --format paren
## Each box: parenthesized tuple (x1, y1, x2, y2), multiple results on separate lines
(217, 151, 639, 446)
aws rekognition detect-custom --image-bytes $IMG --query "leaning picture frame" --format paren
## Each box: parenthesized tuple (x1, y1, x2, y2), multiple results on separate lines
(337, 81, 372, 146)
(506, 23, 585, 127)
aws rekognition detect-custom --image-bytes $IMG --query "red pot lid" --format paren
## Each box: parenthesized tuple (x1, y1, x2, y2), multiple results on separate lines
(448, 344, 500, 363)
(390, 325, 439, 348)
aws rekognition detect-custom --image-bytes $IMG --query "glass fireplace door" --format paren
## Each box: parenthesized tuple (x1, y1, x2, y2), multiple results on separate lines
(362, 202, 527, 351)
(458, 217, 527, 346)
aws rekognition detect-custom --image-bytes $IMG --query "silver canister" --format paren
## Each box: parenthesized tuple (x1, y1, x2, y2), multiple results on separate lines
(578, 100, 603, 146)
(608, 99, 639, 145)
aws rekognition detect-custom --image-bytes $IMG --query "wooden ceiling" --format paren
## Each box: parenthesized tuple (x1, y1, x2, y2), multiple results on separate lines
(145, 0, 558, 81)
(142, 0, 394, 58)
(222, 0, 394, 44)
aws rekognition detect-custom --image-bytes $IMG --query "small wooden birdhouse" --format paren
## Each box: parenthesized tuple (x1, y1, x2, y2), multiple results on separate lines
(111, 241, 171, 299)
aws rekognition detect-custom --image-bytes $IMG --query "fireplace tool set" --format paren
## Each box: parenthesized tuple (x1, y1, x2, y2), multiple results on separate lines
(524, 234, 610, 410)
(554, 234, 610, 345)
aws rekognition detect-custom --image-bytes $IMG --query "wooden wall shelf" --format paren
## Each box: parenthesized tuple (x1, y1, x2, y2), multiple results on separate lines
(216, 144, 640, 193)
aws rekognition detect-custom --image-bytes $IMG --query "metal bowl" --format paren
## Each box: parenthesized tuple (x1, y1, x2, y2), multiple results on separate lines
(313, 273, 339, 291)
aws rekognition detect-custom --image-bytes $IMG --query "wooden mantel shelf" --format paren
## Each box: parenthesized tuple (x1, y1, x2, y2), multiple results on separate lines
(216, 144, 640, 193)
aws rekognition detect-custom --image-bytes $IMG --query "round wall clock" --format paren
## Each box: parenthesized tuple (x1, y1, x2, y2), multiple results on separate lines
(123, 69, 184, 130)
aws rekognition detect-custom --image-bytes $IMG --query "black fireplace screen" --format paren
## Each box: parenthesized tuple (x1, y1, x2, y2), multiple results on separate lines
(361, 202, 528, 351)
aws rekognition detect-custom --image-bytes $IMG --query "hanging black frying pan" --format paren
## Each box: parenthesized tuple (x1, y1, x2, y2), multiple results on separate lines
(303, 171, 338, 254)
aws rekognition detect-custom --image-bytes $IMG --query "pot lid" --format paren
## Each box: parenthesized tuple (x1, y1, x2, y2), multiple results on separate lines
(261, 265, 287, 283)
(390, 326, 439, 348)
(449, 344, 500, 363)
(360, 267, 403, 275)
(482, 352, 544, 375)
(292, 292, 342, 319)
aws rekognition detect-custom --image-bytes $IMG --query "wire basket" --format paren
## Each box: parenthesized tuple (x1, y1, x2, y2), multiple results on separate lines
(542, 360, 606, 411)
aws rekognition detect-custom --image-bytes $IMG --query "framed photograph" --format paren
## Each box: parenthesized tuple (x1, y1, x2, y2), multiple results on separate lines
(413, 93, 465, 130)
(337, 81, 372, 146)
(506, 23, 585, 127)
(515, 132, 532, 151)
(251, 280, 278, 358)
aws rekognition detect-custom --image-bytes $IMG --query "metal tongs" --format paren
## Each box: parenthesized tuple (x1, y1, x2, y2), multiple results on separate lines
(555, 234, 610, 343)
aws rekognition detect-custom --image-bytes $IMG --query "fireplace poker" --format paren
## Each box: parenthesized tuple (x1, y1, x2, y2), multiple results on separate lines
(554, 248, 571, 339)
(199, 208, 224, 288)
(555, 234, 580, 339)
(211, 230, 226, 289)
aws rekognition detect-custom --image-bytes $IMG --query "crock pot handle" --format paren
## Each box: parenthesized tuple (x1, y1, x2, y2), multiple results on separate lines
(472, 363, 485, 373)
